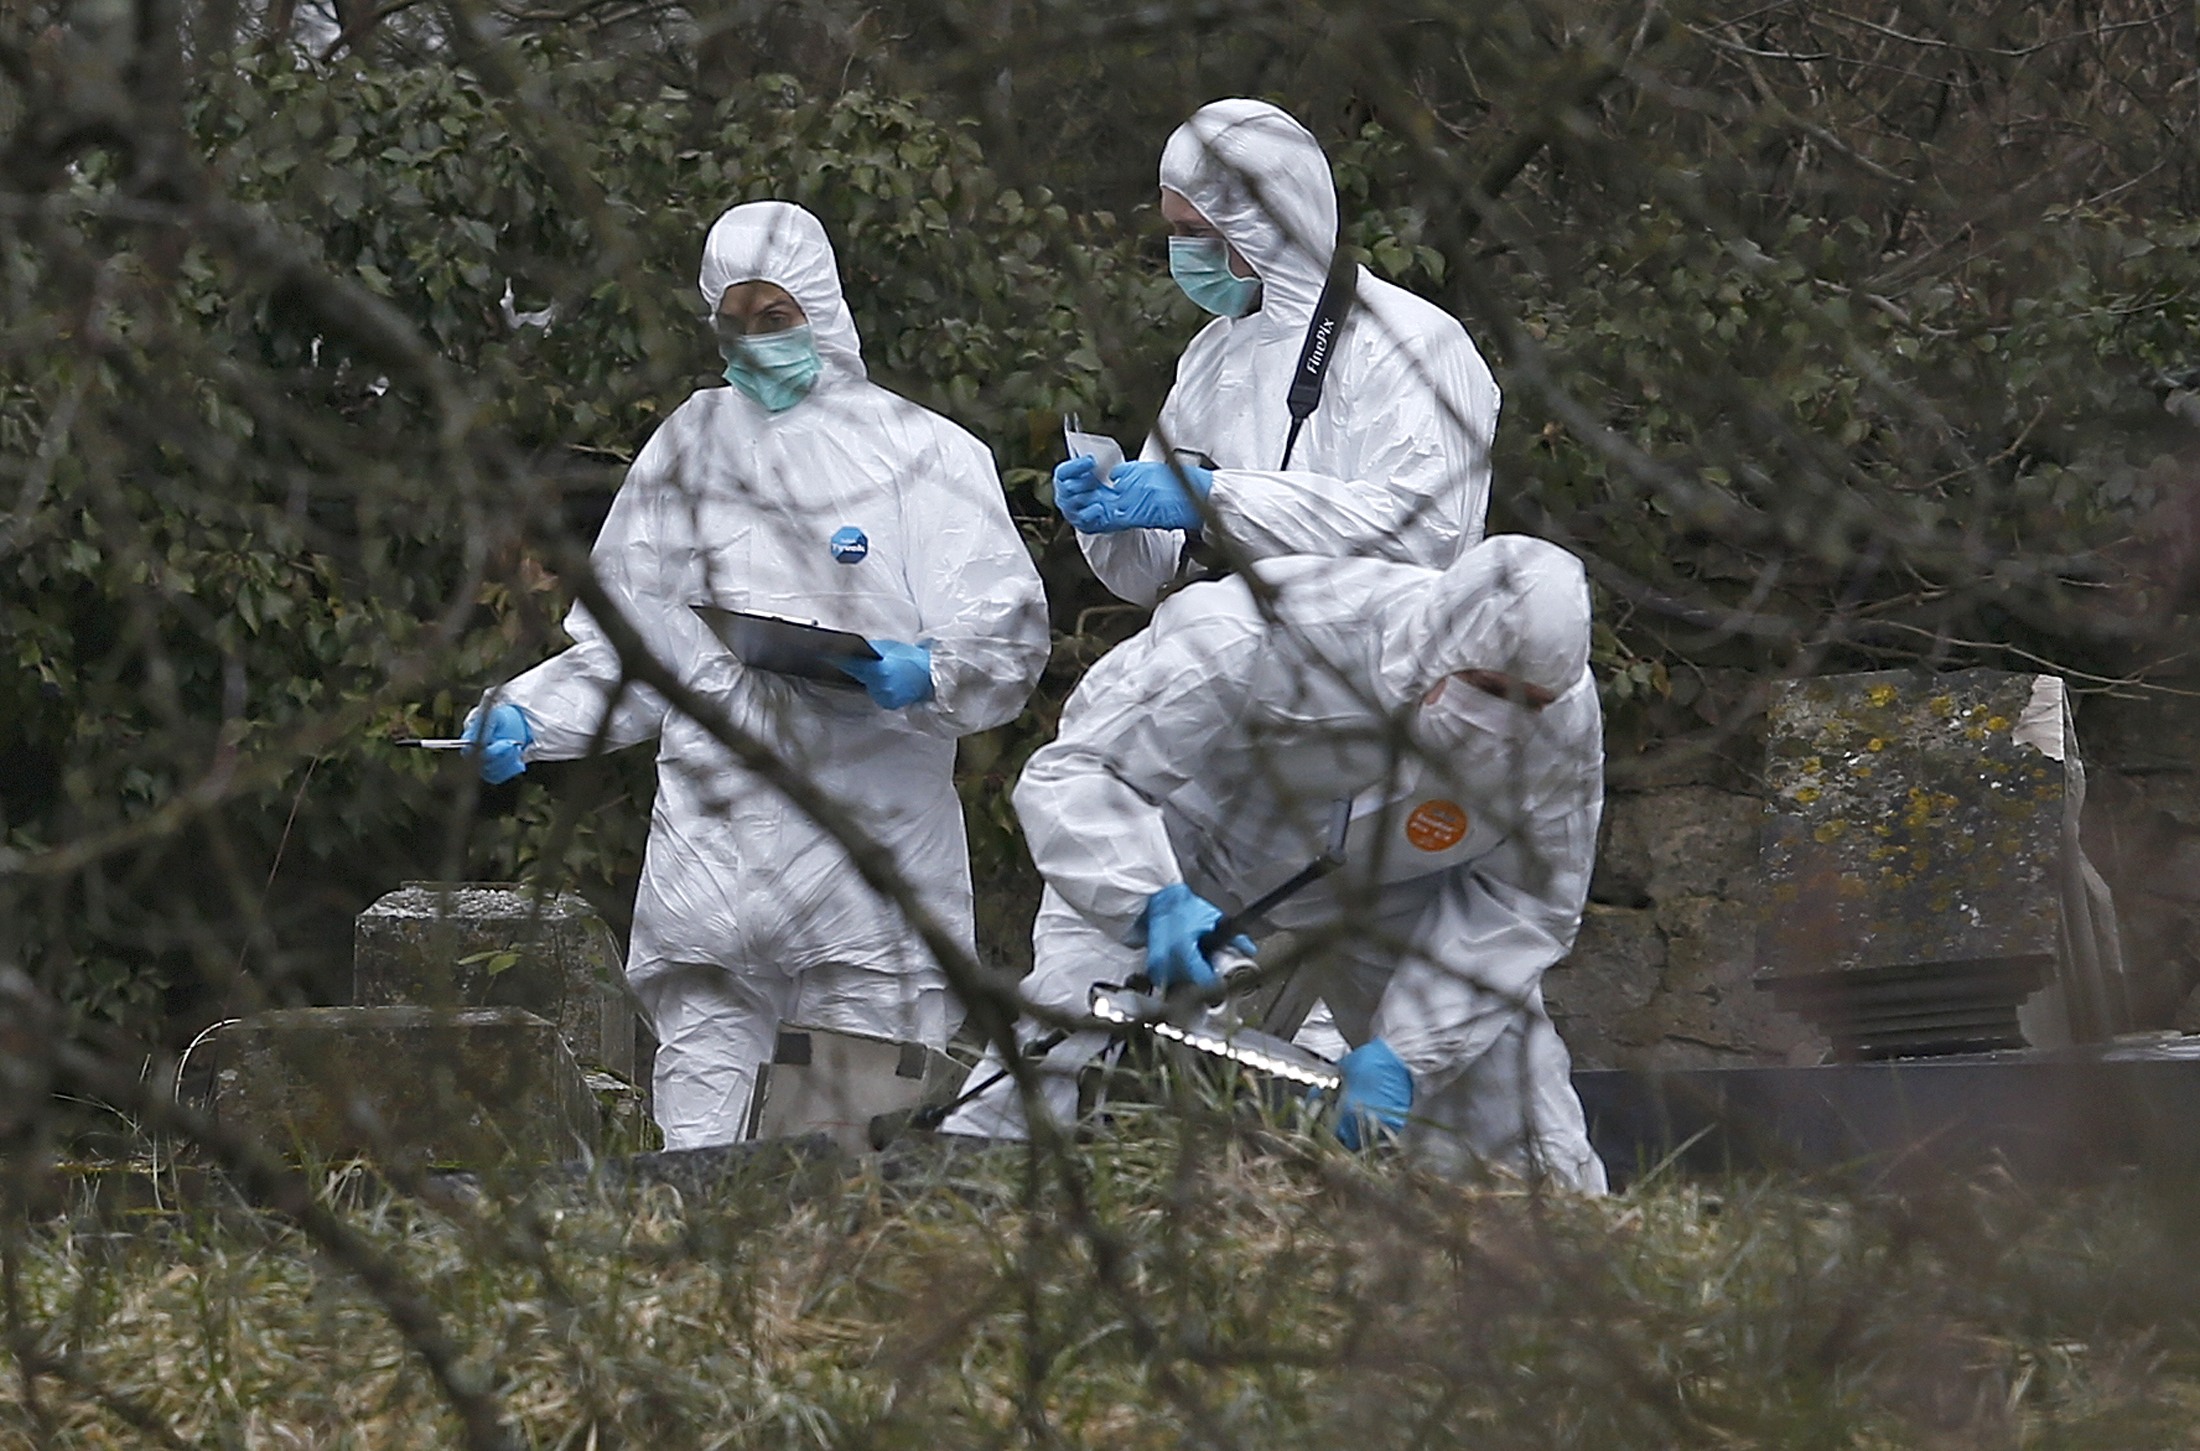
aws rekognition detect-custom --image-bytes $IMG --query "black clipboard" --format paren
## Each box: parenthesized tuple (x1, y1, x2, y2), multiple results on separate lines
(691, 606, 879, 689)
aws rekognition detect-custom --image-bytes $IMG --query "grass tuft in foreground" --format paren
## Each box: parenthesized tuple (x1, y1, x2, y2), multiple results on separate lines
(7, 1114, 2200, 1448)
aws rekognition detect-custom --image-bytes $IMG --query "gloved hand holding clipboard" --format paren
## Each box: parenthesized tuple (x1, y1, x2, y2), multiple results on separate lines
(691, 605, 880, 689)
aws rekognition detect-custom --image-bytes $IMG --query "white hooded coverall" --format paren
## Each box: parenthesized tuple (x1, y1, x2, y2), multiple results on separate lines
(944, 536, 1609, 1192)
(488, 202, 1050, 1149)
(1083, 98, 1503, 605)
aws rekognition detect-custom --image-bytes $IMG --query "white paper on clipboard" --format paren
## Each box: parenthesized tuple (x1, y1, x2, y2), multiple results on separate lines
(1062, 420, 1128, 481)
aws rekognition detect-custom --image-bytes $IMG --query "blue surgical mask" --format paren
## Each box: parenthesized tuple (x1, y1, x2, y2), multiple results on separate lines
(721, 324, 823, 412)
(1168, 236, 1261, 318)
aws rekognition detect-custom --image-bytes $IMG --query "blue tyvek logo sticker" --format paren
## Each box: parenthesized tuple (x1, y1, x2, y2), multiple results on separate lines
(829, 526, 869, 564)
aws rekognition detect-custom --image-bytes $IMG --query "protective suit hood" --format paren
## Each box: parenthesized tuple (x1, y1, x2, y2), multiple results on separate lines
(1160, 99, 1338, 322)
(699, 201, 867, 384)
(1378, 535, 1593, 703)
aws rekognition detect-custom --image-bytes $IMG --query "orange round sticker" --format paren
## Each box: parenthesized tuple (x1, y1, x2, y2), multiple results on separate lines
(1405, 800, 1469, 852)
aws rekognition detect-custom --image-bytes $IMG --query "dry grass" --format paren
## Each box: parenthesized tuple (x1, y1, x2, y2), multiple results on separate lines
(6, 1117, 2200, 1449)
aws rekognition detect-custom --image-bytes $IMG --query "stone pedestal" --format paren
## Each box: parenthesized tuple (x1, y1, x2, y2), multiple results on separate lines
(354, 883, 635, 1079)
(204, 1007, 600, 1167)
(1753, 669, 2128, 1058)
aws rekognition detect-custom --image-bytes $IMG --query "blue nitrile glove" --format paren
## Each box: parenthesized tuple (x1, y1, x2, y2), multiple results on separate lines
(835, 639, 936, 710)
(1325, 1039, 1415, 1151)
(1052, 455, 1108, 528)
(1139, 883, 1255, 993)
(461, 703, 533, 786)
(1062, 459, 1213, 534)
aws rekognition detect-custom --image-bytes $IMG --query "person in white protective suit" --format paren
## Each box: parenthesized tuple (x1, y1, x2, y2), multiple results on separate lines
(941, 535, 1609, 1192)
(466, 201, 1049, 1150)
(1052, 98, 1501, 603)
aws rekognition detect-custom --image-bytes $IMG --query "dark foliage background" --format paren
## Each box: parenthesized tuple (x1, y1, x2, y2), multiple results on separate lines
(2, 3, 2200, 1447)
(2, 0, 2195, 1044)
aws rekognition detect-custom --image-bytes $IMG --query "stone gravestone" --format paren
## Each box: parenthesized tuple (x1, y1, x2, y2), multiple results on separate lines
(203, 1007, 600, 1167)
(1754, 669, 2131, 1058)
(353, 883, 636, 1080)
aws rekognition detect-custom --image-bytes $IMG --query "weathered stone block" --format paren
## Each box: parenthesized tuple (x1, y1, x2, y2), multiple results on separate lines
(2137, 775, 2200, 835)
(2071, 687, 2200, 778)
(1758, 670, 2065, 974)
(354, 883, 635, 1078)
(1546, 905, 1665, 1069)
(1592, 786, 1763, 907)
(1649, 895, 1828, 1067)
(585, 1069, 660, 1158)
(1753, 669, 2121, 1057)
(204, 1007, 600, 1167)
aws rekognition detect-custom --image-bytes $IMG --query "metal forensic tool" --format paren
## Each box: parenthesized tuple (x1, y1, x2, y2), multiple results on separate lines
(1192, 796, 1353, 986)
(914, 800, 1357, 1129)
(1085, 798, 1355, 1087)
(1088, 985, 1342, 1091)
(395, 738, 472, 751)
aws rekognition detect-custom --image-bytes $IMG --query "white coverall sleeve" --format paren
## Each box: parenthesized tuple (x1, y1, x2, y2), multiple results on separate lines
(1074, 523, 1187, 611)
(1011, 615, 1258, 940)
(1369, 754, 1600, 1098)
(901, 430, 1051, 738)
(1206, 328, 1495, 568)
(484, 428, 696, 759)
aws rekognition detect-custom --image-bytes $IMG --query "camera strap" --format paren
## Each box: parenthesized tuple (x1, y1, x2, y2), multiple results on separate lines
(1277, 250, 1358, 470)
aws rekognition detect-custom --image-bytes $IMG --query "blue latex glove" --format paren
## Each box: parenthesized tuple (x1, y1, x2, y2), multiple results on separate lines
(1060, 458, 1213, 534)
(1324, 1039, 1416, 1151)
(461, 703, 533, 786)
(1139, 883, 1255, 993)
(836, 639, 936, 709)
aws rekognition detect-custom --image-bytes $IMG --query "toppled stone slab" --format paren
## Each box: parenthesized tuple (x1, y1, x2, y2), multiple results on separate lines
(203, 1006, 600, 1168)
(1754, 669, 2128, 1057)
(354, 882, 635, 1078)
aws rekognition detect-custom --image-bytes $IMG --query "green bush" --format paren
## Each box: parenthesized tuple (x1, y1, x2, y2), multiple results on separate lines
(4, 5, 2194, 1035)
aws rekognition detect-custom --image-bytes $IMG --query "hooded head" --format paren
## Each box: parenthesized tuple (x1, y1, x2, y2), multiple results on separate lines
(1159, 99, 1339, 322)
(697, 201, 866, 383)
(1381, 535, 1593, 708)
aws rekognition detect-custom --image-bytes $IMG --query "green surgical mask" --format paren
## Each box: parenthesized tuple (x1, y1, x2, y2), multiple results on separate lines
(1168, 236, 1261, 318)
(721, 324, 823, 412)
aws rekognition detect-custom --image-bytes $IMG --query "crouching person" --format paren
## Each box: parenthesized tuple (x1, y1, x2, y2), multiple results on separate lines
(941, 535, 1608, 1191)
